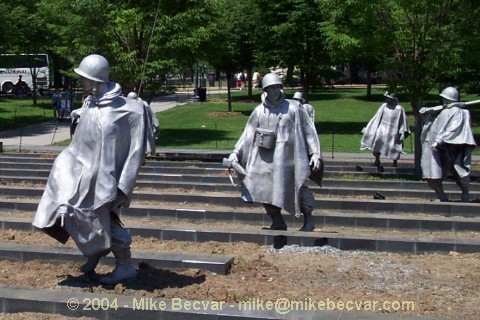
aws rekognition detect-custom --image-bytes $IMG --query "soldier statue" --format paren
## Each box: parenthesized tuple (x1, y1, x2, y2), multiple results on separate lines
(419, 87, 477, 202)
(226, 73, 323, 232)
(33, 54, 147, 284)
(361, 92, 410, 167)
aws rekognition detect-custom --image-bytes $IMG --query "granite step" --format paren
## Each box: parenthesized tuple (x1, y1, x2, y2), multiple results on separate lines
(0, 285, 449, 320)
(1, 216, 479, 254)
(0, 241, 232, 275)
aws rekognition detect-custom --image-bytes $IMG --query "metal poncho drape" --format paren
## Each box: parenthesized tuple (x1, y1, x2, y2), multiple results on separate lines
(360, 103, 410, 160)
(32, 82, 147, 255)
(233, 98, 322, 216)
(421, 106, 476, 179)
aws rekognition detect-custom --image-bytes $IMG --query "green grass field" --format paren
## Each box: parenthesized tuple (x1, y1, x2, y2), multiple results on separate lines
(1, 87, 480, 155)
(0, 96, 53, 131)
(157, 87, 480, 155)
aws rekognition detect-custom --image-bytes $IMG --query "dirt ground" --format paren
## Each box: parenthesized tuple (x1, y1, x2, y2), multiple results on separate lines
(0, 228, 479, 320)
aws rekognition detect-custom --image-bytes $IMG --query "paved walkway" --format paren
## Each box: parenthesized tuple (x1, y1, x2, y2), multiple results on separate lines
(0, 94, 189, 152)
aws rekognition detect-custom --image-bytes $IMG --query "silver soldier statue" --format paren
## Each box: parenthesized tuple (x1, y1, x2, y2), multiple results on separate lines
(33, 54, 147, 284)
(227, 73, 323, 232)
(361, 92, 410, 167)
(419, 87, 477, 202)
(128, 91, 160, 156)
(292, 91, 315, 122)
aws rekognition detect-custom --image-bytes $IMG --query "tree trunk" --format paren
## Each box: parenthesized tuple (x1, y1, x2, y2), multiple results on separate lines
(30, 67, 38, 106)
(413, 112, 423, 180)
(366, 64, 372, 100)
(247, 67, 253, 99)
(227, 74, 233, 112)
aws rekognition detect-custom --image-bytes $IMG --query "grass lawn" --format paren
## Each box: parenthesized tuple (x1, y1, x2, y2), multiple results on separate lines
(1, 87, 480, 155)
(157, 87, 480, 155)
(0, 96, 54, 131)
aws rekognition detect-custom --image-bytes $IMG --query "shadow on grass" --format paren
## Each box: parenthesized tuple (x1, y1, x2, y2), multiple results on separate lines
(319, 121, 365, 134)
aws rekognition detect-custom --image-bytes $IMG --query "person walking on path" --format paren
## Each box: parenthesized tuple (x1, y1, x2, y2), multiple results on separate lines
(52, 88, 62, 120)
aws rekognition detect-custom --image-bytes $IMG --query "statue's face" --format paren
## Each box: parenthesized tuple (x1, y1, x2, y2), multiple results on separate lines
(265, 84, 283, 104)
(79, 76, 96, 92)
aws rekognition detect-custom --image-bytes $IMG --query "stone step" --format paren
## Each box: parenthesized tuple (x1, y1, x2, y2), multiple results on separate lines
(2, 172, 480, 195)
(0, 285, 447, 320)
(3, 152, 480, 177)
(3, 198, 480, 234)
(3, 216, 479, 254)
(0, 165, 419, 182)
(0, 177, 480, 202)
(0, 241, 232, 275)
(2, 186, 479, 217)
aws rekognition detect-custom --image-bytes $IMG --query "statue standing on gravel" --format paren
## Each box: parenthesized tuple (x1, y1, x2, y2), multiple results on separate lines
(226, 73, 323, 232)
(360, 92, 410, 167)
(33, 54, 147, 284)
(419, 87, 477, 202)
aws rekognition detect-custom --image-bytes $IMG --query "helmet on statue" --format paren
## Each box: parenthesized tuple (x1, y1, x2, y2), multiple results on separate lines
(439, 87, 459, 102)
(74, 54, 110, 83)
(261, 73, 283, 89)
(292, 91, 305, 103)
(127, 92, 138, 99)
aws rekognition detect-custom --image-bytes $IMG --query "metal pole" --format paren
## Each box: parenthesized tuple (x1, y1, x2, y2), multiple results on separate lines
(331, 133, 334, 159)
(19, 127, 23, 152)
(51, 123, 58, 144)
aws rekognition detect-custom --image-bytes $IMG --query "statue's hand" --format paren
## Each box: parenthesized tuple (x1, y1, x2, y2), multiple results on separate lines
(309, 155, 322, 172)
(431, 141, 441, 150)
(419, 107, 428, 114)
(227, 152, 238, 163)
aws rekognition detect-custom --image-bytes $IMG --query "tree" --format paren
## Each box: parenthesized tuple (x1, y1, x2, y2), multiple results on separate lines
(1, 0, 50, 105)
(37, 0, 226, 98)
(319, 0, 391, 99)
(207, 0, 262, 111)
(375, 0, 466, 177)
(320, 0, 472, 177)
(255, 0, 329, 100)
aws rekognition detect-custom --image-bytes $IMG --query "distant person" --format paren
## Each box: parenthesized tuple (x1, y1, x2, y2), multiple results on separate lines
(14, 75, 28, 97)
(33, 54, 147, 285)
(252, 71, 261, 88)
(235, 71, 246, 90)
(51, 88, 62, 120)
(360, 92, 410, 167)
(59, 93, 70, 120)
(226, 73, 323, 232)
(419, 87, 476, 202)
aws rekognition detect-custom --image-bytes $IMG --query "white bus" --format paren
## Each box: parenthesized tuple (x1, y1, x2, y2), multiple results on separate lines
(0, 53, 50, 94)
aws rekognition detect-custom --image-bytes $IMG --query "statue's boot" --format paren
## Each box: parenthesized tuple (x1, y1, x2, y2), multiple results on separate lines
(456, 176, 470, 202)
(100, 248, 137, 285)
(299, 211, 315, 232)
(393, 160, 398, 167)
(373, 152, 381, 167)
(427, 179, 448, 202)
(80, 249, 110, 273)
(264, 205, 287, 230)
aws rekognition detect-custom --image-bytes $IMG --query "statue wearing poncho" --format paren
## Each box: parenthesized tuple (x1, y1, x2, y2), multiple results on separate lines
(33, 54, 147, 284)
